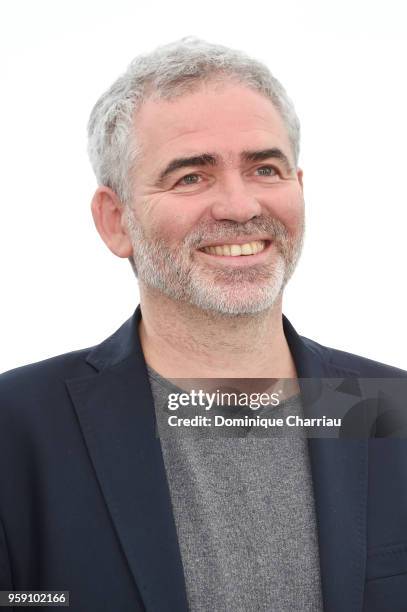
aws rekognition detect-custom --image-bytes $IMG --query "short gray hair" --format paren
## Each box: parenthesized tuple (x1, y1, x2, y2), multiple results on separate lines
(87, 37, 301, 205)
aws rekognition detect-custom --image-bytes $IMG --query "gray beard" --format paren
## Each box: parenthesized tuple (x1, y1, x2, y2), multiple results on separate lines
(125, 210, 305, 316)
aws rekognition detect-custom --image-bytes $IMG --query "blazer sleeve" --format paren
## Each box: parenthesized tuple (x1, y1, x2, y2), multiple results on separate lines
(0, 515, 12, 590)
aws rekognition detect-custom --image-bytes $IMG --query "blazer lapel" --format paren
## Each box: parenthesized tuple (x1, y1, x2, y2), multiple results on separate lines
(283, 316, 368, 612)
(65, 309, 188, 612)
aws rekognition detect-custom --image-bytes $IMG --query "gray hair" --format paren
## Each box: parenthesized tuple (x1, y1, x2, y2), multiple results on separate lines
(87, 37, 301, 205)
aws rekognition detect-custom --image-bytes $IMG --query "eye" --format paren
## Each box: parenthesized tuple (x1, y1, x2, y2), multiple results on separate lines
(175, 173, 202, 186)
(255, 165, 278, 177)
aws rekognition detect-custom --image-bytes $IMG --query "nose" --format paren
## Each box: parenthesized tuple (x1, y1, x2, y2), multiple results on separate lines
(210, 174, 262, 223)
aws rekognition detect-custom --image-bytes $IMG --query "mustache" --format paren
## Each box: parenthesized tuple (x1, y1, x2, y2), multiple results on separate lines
(183, 217, 291, 248)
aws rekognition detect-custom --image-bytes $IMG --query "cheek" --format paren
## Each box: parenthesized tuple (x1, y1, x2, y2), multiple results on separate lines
(139, 195, 200, 242)
(159, 213, 197, 244)
(266, 189, 304, 235)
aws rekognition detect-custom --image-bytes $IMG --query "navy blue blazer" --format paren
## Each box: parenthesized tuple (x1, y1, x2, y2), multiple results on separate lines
(1, 306, 407, 612)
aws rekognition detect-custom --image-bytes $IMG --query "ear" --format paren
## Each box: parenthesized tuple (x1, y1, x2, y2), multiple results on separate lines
(296, 168, 304, 192)
(91, 186, 133, 258)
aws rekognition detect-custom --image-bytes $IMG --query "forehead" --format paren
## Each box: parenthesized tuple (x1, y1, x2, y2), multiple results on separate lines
(133, 82, 294, 171)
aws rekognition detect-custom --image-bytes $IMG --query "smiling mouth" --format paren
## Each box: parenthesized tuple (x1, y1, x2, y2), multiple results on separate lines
(199, 240, 268, 257)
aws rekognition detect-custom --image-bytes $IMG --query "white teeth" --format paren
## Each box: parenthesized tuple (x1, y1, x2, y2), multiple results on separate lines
(201, 240, 266, 256)
(241, 243, 252, 255)
(230, 245, 241, 256)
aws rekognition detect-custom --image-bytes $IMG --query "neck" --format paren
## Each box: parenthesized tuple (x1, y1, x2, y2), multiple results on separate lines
(138, 286, 297, 379)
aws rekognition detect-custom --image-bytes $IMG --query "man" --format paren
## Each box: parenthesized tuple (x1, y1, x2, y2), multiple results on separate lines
(1, 37, 406, 612)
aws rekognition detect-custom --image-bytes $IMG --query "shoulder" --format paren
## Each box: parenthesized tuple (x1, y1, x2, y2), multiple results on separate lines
(301, 334, 407, 378)
(0, 347, 97, 422)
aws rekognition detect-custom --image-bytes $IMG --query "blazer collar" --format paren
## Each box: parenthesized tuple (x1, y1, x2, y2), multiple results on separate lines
(284, 314, 367, 612)
(67, 306, 367, 612)
(66, 307, 189, 612)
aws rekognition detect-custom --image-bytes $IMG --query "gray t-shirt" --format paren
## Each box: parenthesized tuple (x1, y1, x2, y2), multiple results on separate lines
(147, 366, 324, 612)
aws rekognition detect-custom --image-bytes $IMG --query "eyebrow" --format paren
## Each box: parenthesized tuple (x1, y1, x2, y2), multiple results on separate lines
(156, 147, 293, 185)
(241, 148, 293, 172)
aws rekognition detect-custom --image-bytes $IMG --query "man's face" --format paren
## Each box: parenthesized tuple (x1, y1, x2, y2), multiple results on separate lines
(124, 81, 305, 315)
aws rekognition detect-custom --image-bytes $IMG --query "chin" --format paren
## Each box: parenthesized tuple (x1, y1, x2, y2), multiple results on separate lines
(186, 285, 284, 316)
